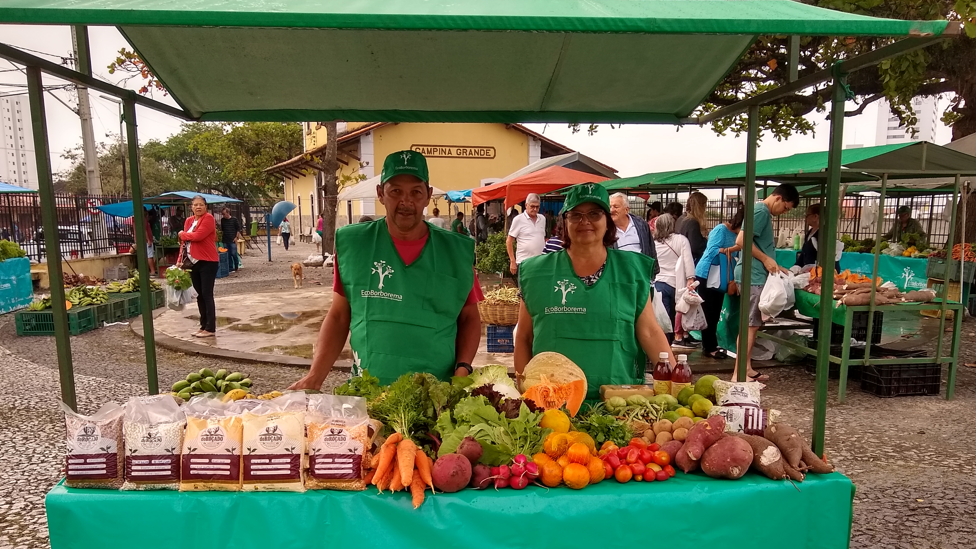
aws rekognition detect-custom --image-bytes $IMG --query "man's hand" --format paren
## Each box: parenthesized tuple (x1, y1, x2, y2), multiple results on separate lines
(287, 374, 324, 391)
(762, 256, 785, 274)
(510, 262, 518, 275)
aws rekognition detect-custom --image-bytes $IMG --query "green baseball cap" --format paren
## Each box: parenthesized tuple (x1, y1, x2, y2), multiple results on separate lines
(560, 182, 610, 215)
(381, 150, 429, 184)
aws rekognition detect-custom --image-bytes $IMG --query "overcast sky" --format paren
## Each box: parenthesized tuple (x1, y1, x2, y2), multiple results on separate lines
(0, 24, 955, 178)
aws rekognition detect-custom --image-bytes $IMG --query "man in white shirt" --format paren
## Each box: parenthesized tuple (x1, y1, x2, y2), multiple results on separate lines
(609, 193, 660, 279)
(507, 193, 546, 281)
(428, 207, 448, 229)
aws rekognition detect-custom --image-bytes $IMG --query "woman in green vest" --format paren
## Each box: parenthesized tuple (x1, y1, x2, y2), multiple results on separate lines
(515, 183, 676, 400)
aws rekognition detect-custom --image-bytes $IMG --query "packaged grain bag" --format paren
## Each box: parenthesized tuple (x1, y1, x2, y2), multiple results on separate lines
(61, 401, 125, 489)
(712, 380, 763, 407)
(240, 392, 306, 492)
(709, 406, 781, 435)
(122, 395, 184, 490)
(305, 394, 369, 491)
(180, 396, 243, 492)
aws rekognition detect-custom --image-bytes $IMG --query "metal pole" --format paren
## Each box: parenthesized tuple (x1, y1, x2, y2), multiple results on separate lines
(862, 174, 888, 376)
(936, 174, 960, 360)
(267, 214, 272, 262)
(27, 66, 76, 410)
(736, 105, 759, 383)
(812, 76, 847, 457)
(120, 103, 127, 195)
(124, 97, 159, 395)
(788, 36, 800, 83)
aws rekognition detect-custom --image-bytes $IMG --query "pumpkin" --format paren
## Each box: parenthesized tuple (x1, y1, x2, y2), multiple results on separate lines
(566, 442, 591, 465)
(562, 463, 590, 490)
(540, 461, 564, 488)
(587, 456, 606, 484)
(521, 352, 588, 417)
(543, 432, 571, 459)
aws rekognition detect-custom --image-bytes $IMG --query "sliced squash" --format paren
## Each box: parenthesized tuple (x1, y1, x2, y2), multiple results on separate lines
(523, 377, 586, 417)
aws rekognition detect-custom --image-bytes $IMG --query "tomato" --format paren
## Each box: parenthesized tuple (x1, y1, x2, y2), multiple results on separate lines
(639, 448, 654, 464)
(616, 447, 630, 459)
(644, 469, 656, 481)
(647, 462, 663, 473)
(655, 469, 669, 481)
(664, 464, 676, 478)
(651, 450, 671, 467)
(626, 448, 640, 465)
(603, 461, 614, 480)
(647, 443, 660, 452)
(606, 454, 622, 470)
(630, 462, 646, 477)
(614, 464, 633, 483)
(600, 441, 618, 452)
(634, 474, 643, 482)
(629, 438, 647, 450)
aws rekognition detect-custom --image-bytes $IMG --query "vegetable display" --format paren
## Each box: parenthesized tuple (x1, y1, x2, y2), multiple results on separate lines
(0, 239, 26, 262)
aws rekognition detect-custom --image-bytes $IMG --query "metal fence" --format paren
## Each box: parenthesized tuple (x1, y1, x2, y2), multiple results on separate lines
(0, 193, 136, 262)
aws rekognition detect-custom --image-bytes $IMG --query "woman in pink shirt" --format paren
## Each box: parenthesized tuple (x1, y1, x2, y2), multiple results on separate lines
(179, 195, 219, 337)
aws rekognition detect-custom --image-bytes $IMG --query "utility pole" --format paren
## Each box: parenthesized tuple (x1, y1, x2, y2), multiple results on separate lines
(100, 95, 126, 195)
(71, 26, 102, 195)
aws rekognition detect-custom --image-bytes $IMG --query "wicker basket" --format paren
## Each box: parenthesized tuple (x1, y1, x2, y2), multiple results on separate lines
(478, 301, 519, 326)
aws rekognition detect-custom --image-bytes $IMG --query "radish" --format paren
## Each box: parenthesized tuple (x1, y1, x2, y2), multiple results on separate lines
(513, 454, 528, 466)
(510, 462, 526, 478)
(490, 466, 500, 477)
(525, 462, 539, 480)
(494, 476, 510, 489)
(510, 473, 529, 490)
(498, 465, 511, 479)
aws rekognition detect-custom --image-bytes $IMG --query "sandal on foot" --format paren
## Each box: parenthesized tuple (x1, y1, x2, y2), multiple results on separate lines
(747, 371, 769, 382)
(704, 349, 729, 360)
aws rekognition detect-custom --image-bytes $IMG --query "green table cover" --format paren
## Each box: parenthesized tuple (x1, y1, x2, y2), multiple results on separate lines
(46, 473, 854, 549)
(838, 253, 928, 291)
(795, 289, 848, 325)
(776, 248, 797, 269)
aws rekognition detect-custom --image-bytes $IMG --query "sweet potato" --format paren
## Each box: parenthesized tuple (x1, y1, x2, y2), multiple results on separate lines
(675, 442, 700, 473)
(701, 436, 753, 480)
(800, 446, 835, 474)
(783, 462, 805, 482)
(736, 433, 786, 480)
(765, 423, 803, 469)
(430, 453, 472, 493)
(904, 289, 936, 303)
(660, 440, 683, 464)
(684, 415, 726, 460)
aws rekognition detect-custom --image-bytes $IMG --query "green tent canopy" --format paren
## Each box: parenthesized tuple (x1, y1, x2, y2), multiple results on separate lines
(0, 1, 949, 122)
(601, 169, 698, 191)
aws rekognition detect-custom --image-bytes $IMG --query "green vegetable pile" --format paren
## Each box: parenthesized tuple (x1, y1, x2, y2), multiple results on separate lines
(435, 395, 551, 466)
(0, 239, 26, 262)
(475, 232, 510, 275)
(570, 403, 634, 447)
(604, 394, 666, 423)
(165, 267, 192, 291)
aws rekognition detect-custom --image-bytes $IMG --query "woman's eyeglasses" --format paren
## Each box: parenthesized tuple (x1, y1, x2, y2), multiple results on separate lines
(565, 210, 605, 223)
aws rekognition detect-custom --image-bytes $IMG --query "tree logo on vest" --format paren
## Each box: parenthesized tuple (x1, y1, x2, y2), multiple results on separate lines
(546, 279, 586, 314)
(362, 260, 403, 301)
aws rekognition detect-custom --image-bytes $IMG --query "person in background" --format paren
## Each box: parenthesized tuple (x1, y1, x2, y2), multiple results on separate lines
(180, 195, 219, 338)
(609, 192, 660, 279)
(220, 208, 243, 273)
(882, 205, 926, 244)
(429, 207, 448, 229)
(475, 204, 489, 243)
(543, 216, 565, 254)
(0, 227, 8, 241)
(507, 193, 546, 281)
(732, 184, 800, 383)
(358, 215, 374, 223)
(798, 203, 841, 272)
(143, 214, 157, 277)
(646, 201, 663, 226)
(676, 192, 709, 263)
(694, 206, 743, 360)
(451, 211, 471, 236)
(279, 217, 292, 250)
(665, 201, 683, 221)
(653, 214, 696, 347)
(288, 150, 483, 389)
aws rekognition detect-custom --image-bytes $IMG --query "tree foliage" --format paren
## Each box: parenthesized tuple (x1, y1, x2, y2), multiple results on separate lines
(56, 139, 183, 196)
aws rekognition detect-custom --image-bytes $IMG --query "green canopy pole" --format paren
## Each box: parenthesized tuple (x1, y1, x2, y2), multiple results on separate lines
(26, 66, 76, 410)
(812, 72, 847, 456)
(124, 96, 159, 395)
(936, 174, 960, 361)
(736, 105, 759, 383)
(862, 174, 888, 370)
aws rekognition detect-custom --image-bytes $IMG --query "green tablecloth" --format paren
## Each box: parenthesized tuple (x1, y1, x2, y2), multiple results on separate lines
(838, 253, 928, 291)
(776, 249, 797, 269)
(795, 289, 848, 325)
(46, 473, 854, 549)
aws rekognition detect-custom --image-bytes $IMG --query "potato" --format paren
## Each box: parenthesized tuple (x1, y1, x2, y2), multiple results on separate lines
(672, 417, 694, 431)
(643, 429, 656, 440)
(800, 446, 835, 474)
(655, 431, 673, 445)
(764, 423, 803, 469)
(652, 419, 673, 435)
(735, 433, 786, 480)
(431, 453, 472, 493)
(701, 436, 754, 480)
(672, 428, 689, 442)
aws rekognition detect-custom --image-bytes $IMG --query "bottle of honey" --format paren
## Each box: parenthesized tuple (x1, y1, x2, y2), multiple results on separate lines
(671, 354, 693, 397)
(652, 352, 672, 396)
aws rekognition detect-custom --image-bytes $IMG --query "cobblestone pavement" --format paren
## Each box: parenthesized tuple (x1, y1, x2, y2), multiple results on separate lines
(1, 240, 975, 548)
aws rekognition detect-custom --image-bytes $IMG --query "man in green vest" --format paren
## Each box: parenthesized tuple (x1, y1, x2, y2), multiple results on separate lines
(289, 151, 483, 389)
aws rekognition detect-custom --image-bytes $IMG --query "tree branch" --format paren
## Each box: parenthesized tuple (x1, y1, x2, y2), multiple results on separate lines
(844, 93, 885, 118)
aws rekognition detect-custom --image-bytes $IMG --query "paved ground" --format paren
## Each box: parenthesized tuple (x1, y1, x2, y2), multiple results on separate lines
(1, 236, 974, 548)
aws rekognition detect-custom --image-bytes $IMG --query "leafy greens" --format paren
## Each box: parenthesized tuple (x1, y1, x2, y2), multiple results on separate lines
(435, 395, 551, 466)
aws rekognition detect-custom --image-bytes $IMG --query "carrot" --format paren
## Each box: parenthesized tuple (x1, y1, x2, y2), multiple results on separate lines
(370, 453, 381, 469)
(385, 433, 403, 447)
(372, 442, 398, 485)
(410, 473, 426, 509)
(376, 467, 393, 493)
(415, 450, 434, 492)
(397, 439, 418, 487)
(364, 469, 376, 485)
(389, 456, 404, 492)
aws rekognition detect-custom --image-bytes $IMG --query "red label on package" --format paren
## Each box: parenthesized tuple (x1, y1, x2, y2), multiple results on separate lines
(66, 453, 118, 480)
(125, 455, 179, 482)
(181, 454, 241, 481)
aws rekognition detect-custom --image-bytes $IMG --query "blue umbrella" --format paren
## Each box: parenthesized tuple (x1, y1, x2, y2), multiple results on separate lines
(270, 201, 297, 228)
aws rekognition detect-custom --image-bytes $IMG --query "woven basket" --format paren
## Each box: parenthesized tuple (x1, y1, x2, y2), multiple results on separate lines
(478, 301, 519, 326)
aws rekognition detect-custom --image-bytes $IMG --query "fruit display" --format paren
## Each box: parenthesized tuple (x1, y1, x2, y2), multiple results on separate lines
(106, 270, 162, 293)
(65, 286, 109, 307)
(803, 268, 936, 304)
(929, 243, 976, 262)
(63, 273, 105, 287)
(170, 368, 252, 401)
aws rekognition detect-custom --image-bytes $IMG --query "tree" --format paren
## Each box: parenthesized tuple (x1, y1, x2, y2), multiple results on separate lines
(57, 139, 181, 196)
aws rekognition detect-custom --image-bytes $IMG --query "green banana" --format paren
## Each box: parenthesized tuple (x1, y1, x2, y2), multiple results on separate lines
(198, 379, 217, 393)
(172, 380, 190, 392)
(185, 372, 202, 383)
(177, 390, 191, 400)
(239, 378, 252, 388)
(215, 369, 227, 380)
(200, 368, 215, 379)
(225, 372, 243, 382)
(227, 381, 242, 391)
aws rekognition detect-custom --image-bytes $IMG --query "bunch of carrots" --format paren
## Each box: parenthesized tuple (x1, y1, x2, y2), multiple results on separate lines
(365, 433, 435, 509)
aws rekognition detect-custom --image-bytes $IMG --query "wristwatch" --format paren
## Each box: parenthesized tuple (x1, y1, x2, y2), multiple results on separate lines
(454, 362, 473, 375)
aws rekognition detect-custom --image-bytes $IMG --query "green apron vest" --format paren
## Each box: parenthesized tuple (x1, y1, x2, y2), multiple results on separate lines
(520, 249, 653, 400)
(336, 220, 474, 385)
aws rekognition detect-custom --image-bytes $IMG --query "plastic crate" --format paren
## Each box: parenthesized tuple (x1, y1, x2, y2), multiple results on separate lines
(108, 298, 128, 322)
(124, 294, 142, 318)
(811, 311, 883, 345)
(486, 324, 515, 353)
(860, 363, 941, 397)
(216, 251, 230, 279)
(92, 303, 110, 326)
(152, 289, 165, 310)
(15, 306, 98, 336)
(925, 257, 976, 283)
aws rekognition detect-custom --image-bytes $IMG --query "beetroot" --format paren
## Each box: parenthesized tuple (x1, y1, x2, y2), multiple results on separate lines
(470, 464, 492, 490)
(701, 436, 753, 480)
(456, 436, 484, 465)
(431, 453, 472, 493)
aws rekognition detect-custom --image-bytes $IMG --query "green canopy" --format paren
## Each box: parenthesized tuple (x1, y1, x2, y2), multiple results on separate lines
(0, 1, 948, 122)
(601, 169, 698, 191)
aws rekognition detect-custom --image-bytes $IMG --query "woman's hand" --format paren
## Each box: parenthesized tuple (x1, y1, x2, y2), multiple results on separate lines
(178, 231, 186, 240)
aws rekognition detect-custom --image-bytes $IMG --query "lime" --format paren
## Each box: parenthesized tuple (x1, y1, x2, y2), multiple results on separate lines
(692, 398, 713, 418)
(692, 416, 705, 423)
(677, 387, 695, 406)
(676, 407, 695, 419)
(694, 375, 720, 400)
(662, 411, 681, 423)
(688, 393, 706, 406)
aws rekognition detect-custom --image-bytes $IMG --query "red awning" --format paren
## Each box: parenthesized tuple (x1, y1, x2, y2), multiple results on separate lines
(472, 166, 609, 208)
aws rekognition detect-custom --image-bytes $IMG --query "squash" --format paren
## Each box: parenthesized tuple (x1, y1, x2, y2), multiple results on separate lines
(562, 463, 590, 490)
(65, 300, 72, 311)
(586, 456, 606, 484)
(540, 461, 564, 488)
(521, 352, 588, 417)
(566, 442, 591, 465)
(522, 378, 586, 417)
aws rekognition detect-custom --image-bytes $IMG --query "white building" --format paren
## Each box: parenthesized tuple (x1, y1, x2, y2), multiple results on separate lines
(0, 97, 36, 190)
(875, 96, 939, 146)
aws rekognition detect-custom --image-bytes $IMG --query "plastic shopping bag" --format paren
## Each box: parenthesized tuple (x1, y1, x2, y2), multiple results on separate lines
(311, 232, 323, 244)
(758, 272, 794, 320)
(652, 290, 673, 333)
(682, 301, 708, 331)
(276, 235, 283, 245)
(165, 284, 198, 311)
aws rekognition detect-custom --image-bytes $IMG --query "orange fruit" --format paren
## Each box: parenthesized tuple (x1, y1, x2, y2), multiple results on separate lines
(566, 442, 591, 465)
(544, 432, 570, 459)
(562, 463, 590, 490)
(586, 456, 606, 484)
(532, 453, 553, 467)
(566, 431, 597, 455)
(556, 454, 571, 469)
(540, 461, 564, 488)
